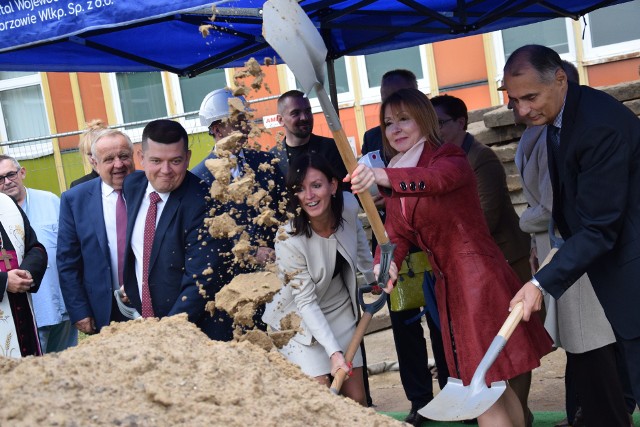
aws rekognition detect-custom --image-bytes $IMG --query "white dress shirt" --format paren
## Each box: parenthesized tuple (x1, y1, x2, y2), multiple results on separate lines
(131, 183, 169, 299)
(101, 181, 120, 291)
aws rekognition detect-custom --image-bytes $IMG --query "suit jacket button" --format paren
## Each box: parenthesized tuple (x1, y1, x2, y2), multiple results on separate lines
(409, 182, 416, 191)
(400, 182, 407, 191)
(419, 181, 425, 190)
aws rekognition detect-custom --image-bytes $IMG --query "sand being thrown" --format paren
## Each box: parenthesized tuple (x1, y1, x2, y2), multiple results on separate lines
(0, 57, 399, 426)
(0, 316, 401, 426)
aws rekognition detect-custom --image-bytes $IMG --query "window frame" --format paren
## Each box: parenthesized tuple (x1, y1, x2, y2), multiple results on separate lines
(355, 46, 432, 106)
(580, 2, 640, 62)
(492, 19, 576, 102)
(167, 69, 232, 134)
(284, 56, 355, 113)
(0, 72, 53, 160)
(108, 71, 172, 141)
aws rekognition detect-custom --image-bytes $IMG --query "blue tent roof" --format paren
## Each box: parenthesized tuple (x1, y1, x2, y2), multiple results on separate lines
(0, 0, 631, 75)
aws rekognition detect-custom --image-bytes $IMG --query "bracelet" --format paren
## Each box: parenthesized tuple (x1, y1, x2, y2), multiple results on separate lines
(530, 276, 547, 297)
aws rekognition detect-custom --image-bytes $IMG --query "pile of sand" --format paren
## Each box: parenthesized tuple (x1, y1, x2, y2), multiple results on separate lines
(0, 316, 402, 426)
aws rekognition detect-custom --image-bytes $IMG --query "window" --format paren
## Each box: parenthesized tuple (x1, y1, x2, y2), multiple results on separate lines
(178, 69, 228, 118)
(356, 46, 430, 104)
(115, 72, 167, 124)
(502, 19, 570, 59)
(0, 72, 52, 160)
(492, 18, 575, 99)
(110, 72, 169, 138)
(582, 0, 640, 60)
(285, 56, 354, 110)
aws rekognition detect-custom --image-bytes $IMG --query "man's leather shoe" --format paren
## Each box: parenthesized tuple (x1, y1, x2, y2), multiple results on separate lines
(404, 410, 428, 427)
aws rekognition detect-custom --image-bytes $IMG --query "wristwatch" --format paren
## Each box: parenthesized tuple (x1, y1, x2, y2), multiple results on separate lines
(530, 276, 547, 297)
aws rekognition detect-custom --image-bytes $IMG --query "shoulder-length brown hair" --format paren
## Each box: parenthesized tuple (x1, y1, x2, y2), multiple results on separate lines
(379, 88, 442, 160)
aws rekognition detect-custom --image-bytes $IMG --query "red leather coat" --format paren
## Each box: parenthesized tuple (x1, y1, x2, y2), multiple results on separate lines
(375, 143, 552, 385)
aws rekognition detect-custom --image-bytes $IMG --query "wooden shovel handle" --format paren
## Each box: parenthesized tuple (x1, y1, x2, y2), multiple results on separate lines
(498, 248, 558, 339)
(330, 129, 389, 246)
(330, 311, 373, 393)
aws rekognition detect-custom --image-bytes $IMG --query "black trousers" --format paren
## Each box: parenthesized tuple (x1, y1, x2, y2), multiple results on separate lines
(616, 333, 640, 411)
(566, 343, 629, 426)
(388, 300, 449, 411)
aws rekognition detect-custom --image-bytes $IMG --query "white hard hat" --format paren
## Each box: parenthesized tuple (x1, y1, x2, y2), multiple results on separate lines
(198, 88, 248, 127)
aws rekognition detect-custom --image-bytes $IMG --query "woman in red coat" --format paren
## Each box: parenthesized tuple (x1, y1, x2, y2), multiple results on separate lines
(348, 88, 552, 426)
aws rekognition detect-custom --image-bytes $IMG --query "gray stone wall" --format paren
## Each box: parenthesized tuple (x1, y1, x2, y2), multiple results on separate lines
(468, 79, 640, 215)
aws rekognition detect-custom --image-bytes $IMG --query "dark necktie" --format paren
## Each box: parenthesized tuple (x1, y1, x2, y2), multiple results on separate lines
(115, 189, 127, 287)
(142, 191, 161, 318)
(547, 125, 561, 155)
(547, 125, 562, 178)
(235, 155, 244, 177)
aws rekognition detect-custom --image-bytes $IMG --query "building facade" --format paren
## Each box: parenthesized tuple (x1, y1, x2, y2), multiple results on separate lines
(1, 0, 638, 194)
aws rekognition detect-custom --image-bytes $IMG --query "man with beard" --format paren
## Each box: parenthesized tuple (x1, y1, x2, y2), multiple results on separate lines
(271, 90, 349, 191)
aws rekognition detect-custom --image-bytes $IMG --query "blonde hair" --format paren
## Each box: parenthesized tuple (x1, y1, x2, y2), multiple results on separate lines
(379, 88, 441, 159)
(79, 119, 108, 169)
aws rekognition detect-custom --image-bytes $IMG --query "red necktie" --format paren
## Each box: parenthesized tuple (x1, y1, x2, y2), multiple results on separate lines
(115, 189, 126, 287)
(142, 191, 161, 318)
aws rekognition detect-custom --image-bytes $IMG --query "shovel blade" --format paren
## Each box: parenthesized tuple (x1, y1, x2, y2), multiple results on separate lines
(418, 378, 507, 421)
(263, 0, 327, 94)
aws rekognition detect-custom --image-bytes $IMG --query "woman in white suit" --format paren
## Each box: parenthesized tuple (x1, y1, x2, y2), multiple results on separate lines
(263, 153, 376, 406)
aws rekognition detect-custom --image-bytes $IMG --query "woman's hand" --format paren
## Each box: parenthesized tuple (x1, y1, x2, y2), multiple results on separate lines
(373, 261, 398, 294)
(330, 351, 352, 378)
(344, 164, 390, 194)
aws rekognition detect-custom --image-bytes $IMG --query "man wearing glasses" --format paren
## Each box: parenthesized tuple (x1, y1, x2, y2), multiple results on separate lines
(0, 155, 77, 353)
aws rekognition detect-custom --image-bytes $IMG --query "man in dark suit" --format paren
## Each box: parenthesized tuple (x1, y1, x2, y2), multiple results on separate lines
(506, 44, 640, 413)
(58, 129, 135, 334)
(122, 119, 233, 341)
(191, 88, 284, 269)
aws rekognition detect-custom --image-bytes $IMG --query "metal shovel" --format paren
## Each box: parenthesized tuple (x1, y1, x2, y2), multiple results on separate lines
(419, 249, 557, 420)
(114, 289, 141, 320)
(263, 0, 393, 394)
(262, 0, 395, 288)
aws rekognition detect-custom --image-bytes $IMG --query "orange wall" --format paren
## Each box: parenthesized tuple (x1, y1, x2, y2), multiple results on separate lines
(363, 103, 382, 132)
(46, 73, 79, 150)
(437, 84, 493, 112)
(587, 58, 640, 87)
(433, 36, 488, 87)
(77, 73, 108, 124)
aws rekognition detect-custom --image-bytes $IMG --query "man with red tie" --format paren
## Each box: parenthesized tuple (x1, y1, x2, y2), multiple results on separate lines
(58, 129, 135, 334)
(122, 120, 234, 340)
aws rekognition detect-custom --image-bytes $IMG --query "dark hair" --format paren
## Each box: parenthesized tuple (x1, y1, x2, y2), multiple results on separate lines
(380, 88, 441, 160)
(141, 119, 188, 152)
(430, 94, 469, 130)
(504, 44, 563, 84)
(561, 60, 580, 84)
(277, 90, 307, 114)
(285, 153, 344, 238)
(381, 69, 418, 87)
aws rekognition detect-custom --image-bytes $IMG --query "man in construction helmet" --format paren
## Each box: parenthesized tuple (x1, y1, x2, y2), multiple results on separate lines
(192, 88, 285, 270)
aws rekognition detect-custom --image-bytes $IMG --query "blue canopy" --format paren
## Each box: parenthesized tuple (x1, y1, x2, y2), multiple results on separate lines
(0, 0, 631, 75)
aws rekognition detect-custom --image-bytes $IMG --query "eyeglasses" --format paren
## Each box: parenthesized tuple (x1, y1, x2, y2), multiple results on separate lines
(208, 120, 223, 136)
(0, 169, 20, 185)
(438, 118, 454, 128)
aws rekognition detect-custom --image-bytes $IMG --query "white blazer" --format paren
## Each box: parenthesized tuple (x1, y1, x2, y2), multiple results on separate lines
(263, 192, 375, 356)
